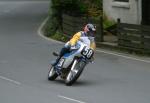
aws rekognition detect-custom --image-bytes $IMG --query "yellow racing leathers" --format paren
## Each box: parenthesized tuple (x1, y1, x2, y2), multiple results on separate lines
(68, 31, 96, 51)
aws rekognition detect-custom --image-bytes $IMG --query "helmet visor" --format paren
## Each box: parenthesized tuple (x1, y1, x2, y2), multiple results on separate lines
(88, 30, 96, 36)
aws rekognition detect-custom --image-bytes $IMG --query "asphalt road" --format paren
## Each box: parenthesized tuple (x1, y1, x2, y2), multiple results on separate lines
(0, 1, 150, 103)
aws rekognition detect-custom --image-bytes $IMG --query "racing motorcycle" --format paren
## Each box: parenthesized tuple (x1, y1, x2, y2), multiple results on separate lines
(48, 41, 94, 86)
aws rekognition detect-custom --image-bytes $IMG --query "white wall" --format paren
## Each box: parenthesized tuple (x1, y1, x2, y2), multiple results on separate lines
(103, 0, 142, 24)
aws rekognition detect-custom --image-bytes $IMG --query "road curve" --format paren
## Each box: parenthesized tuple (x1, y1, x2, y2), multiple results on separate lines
(0, 1, 150, 103)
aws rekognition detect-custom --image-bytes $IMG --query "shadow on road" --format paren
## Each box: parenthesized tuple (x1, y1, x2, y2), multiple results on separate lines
(48, 79, 99, 87)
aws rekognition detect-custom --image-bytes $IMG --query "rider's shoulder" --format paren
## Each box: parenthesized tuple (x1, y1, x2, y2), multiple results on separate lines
(80, 31, 86, 37)
(74, 31, 82, 36)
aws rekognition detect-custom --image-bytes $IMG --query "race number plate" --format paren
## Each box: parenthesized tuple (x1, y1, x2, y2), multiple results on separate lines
(81, 46, 94, 59)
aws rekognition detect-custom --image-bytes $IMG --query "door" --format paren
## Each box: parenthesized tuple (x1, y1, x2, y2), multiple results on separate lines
(142, 0, 150, 25)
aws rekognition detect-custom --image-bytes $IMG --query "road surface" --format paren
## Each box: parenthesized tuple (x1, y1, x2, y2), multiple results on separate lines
(0, 1, 150, 103)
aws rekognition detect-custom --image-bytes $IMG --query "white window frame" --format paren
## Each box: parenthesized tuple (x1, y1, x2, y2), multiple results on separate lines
(112, 0, 130, 9)
(114, 0, 129, 2)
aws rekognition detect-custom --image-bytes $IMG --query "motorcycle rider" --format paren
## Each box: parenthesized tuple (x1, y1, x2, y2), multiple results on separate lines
(52, 23, 96, 75)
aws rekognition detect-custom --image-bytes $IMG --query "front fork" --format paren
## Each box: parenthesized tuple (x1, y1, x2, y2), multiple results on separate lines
(70, 58, 88, 73)
(70, 59, 78, 73)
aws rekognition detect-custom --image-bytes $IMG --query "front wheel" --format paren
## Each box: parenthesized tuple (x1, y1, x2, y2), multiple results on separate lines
(65, 61, 86, 86)
(48, 66, 58, 81)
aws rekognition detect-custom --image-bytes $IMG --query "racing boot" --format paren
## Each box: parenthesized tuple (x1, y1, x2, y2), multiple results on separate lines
(54, 65, 62, 76)
(51, 56, 61, 66)
(52, 46, 70, 66)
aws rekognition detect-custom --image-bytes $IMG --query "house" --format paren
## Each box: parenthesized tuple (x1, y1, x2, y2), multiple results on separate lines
(103, 0, 150, 25)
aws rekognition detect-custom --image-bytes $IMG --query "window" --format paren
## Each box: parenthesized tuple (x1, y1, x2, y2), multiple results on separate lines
(114, 0, 129, 2)
(112, 0, 130, 8)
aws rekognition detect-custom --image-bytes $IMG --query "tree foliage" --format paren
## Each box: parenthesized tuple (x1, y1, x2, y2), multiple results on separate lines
(44, 0, 102, 36)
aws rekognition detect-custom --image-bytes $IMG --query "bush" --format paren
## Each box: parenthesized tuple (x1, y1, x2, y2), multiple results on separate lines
(55, 0, 88, 16)
(44, 0, 103, 37)
(43, 16, 59, 37)
(51, 31, 69, 42)
(103, 13, 116, 29)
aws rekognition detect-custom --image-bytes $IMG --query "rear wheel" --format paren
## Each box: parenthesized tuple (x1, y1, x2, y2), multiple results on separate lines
(48, 66, 58, 81)
(65, 61, 86, 86)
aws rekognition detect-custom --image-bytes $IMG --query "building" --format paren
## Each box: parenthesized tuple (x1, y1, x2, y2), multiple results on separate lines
(103, 0, 150, 25)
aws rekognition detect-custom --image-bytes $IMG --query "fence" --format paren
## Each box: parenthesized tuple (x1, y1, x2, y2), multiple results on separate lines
(117, 21, 150, 53)
(62, 14, 103, 42)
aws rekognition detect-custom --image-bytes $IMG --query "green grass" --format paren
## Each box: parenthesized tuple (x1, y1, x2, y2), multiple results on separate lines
(103, 18, 116, 29)
(50, 31, 69, 42)
(103, 13, 116, 29)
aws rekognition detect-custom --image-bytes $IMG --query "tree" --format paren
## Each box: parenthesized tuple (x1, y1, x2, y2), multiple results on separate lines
(44, 0, 102, 36)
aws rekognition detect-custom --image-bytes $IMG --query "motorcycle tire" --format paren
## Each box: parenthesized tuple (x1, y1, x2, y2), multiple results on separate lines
(65, 61, 86, 86)
(48, 65, 58, 81)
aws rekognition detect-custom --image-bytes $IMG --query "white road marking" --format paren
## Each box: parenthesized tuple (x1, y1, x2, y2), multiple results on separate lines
(38, 17, 150, 64)
(37, 17, 64, 44)
(96, 49, 150, 63)
(58, 95, 86, 103)
(0, 75, 21, 85)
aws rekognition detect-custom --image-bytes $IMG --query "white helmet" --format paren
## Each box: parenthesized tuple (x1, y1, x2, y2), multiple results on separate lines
(84, 23, 96, 36)
(86, 23, 96, 32)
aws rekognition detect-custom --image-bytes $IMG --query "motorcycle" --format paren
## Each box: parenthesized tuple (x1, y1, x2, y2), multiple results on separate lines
(48, 41, 94, 86)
